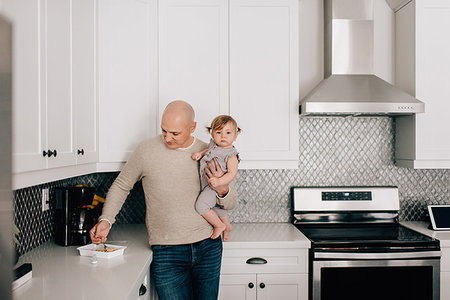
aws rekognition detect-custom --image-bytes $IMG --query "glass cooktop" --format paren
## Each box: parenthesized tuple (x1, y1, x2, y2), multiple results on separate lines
(295, 224, 440, 250)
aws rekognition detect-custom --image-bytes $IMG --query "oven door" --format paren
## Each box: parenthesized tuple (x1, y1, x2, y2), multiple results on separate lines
(312, 251, 441, 300)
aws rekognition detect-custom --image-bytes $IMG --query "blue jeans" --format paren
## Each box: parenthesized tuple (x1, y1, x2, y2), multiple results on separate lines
(151, 237, 223, 300)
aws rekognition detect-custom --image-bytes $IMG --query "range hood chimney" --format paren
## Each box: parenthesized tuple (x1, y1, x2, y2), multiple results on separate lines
(300, 0, 424, 116)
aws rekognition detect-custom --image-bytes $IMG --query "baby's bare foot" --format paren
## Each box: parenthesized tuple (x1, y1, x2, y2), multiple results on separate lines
(211, 224, 226, 239)
(222, 223, 233, 241)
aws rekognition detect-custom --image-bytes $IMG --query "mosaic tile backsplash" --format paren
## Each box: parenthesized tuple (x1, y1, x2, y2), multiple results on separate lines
(13, 117, 450, 254)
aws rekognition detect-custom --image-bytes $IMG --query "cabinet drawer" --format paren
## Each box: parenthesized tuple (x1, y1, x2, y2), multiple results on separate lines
(441, 248, 450, 272)
(221, 248, 308, 274)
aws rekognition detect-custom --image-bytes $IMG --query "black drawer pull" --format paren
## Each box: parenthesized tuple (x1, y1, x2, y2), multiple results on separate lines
(248, 282, 254, 289)
(246, 257, 267, 265)
(139, 284, 147, 296)
(259, 282, 265, 289)
(46, 149, 57, 157)
(77, 149, 84, 155)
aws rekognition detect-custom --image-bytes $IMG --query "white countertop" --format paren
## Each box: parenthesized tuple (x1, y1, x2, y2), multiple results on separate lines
(402, 221, 450, 247)
(224, 223, 310, 249)
(12, 222, 309, 300)
(13, 224, 152, 300)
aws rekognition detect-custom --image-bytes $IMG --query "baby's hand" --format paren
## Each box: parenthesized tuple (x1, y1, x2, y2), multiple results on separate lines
(192, 152, 202, 161)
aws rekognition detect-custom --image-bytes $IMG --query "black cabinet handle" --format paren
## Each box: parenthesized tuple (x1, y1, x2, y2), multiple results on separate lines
(139, 284, 147, 296)
(259, 282, 265, 289)
(248, 282, 254, 289)
(44, 149, 57, 157)
(48, 149, 57, 157)
(246, 257, 267, 265)
(77, 149, 84, 155)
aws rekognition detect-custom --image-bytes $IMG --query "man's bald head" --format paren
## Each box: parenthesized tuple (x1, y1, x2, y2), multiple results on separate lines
(161, 100, 197, 149)
(163, 100, 195, 125)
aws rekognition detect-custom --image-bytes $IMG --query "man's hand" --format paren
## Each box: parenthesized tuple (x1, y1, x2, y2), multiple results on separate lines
(204, 158, 229, 196)
(90, 220, 111, 244)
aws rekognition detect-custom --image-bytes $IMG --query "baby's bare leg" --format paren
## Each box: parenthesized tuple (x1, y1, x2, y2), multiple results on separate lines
(202, 210, 226, 239)
(219, 215, 232, 241)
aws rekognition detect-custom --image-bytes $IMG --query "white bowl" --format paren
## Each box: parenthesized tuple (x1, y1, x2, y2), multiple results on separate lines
(77, 243, 127, 259)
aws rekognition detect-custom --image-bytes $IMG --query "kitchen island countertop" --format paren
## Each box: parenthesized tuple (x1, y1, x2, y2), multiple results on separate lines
(13, 224, 152, 300)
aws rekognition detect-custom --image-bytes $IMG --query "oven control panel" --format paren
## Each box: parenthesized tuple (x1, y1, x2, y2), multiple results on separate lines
(322, 191, 372, 201)
(291, 186, 399, 211)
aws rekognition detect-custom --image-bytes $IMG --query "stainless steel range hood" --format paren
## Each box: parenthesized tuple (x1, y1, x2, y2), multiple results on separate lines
(300, 0, 424, 116)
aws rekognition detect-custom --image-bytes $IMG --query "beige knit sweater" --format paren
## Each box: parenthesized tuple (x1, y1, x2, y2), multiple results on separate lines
(99, 135, 238, 245)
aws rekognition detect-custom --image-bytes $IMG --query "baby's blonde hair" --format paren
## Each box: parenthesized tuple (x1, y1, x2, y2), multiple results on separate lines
(207, 115, 241, 133)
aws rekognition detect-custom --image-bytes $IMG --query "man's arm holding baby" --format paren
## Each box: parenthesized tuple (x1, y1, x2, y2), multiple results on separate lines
(207, 156, 238, 188)
(204, 158, 238, 210)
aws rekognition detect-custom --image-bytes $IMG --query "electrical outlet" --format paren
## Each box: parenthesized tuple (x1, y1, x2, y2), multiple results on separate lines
(42, 188, 49, 212)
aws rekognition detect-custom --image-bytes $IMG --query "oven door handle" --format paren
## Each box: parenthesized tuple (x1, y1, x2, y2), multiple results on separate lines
(315, 251, 442, 260)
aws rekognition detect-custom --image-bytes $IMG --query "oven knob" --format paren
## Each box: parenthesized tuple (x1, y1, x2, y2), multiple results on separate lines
(248, 283, 254, 289)
(259, 283, 265, 289)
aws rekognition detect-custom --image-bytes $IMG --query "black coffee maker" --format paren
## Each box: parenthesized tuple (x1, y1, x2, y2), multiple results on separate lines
(55, 186, 101, 246)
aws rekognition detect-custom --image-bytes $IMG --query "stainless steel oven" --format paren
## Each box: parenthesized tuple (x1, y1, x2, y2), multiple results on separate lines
(291, 187, 441, 300)
(313, 251, 440, 300)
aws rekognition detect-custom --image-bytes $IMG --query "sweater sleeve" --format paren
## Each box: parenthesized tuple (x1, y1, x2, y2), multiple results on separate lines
(216, 184, 238, 210)
(99, 142, 145, 224)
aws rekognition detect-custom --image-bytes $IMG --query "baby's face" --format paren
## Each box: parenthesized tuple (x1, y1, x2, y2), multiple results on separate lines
(211, 122, 238, 149)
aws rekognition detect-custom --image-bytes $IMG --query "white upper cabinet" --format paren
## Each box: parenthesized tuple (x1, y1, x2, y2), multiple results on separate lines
(73, 0, 98, 164)
(4, 0, 46, 173)
(45, 0, 75, 169)
(97, 0, 157, 164)
(5, 0, 98, 175)
(158, 0, 229, 143)
(395, 0, 450, 168)
(158, 0, 299, 168)
(229, 0, 299, 169)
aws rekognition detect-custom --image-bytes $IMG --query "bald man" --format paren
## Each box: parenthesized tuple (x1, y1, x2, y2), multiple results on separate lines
(90, 100, 238, 300)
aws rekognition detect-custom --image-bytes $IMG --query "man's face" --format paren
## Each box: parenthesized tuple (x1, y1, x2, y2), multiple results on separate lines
(161, 113, 196, 149)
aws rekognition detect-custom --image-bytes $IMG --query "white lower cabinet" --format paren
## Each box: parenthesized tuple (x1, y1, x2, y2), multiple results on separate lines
(441, 248, 450, 299)
(442, 272, 450, 299)
(219, 273, 307, 300)
(128, 272, 150, 300)
(219, 274, 256, 300)
(220, 247, 308, 300)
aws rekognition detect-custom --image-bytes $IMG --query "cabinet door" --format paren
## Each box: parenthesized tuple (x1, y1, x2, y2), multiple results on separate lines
(98, 0, 157, 163)
(219, 274, 257, 300)
(442, 272, 450, 300)
(256, 274, 307, 300)
(73, 0, 97, 164)
(158, 0, 228, 143)
(4, 0, 47, 173)
(229, 0, 299, 169)
(45, 0, 76, 168)
(415, 0, 450, 163)
(395, 0, 450, 168)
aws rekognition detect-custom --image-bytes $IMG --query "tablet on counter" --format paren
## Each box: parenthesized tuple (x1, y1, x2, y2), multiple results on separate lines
(428, 205, 450, 231)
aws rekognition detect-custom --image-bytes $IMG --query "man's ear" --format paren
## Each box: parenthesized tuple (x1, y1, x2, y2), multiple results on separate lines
(190, 122, 197, 134)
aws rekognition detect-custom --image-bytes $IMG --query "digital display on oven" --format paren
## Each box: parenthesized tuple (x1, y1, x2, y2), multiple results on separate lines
(321, 191, 372, 201)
